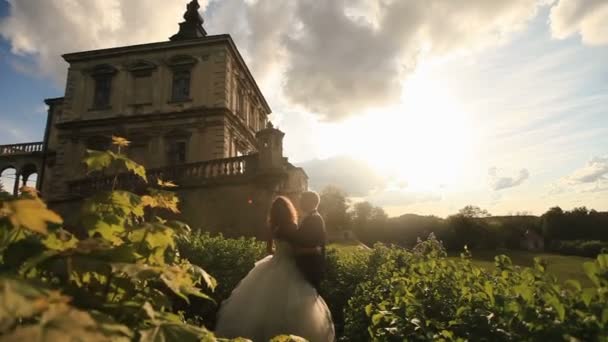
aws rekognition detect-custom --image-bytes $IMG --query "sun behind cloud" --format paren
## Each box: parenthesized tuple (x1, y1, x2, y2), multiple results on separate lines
(316, 62, 478, 191)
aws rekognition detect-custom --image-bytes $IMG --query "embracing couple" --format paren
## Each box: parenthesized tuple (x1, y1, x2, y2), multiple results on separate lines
(215, 191, 335, 341)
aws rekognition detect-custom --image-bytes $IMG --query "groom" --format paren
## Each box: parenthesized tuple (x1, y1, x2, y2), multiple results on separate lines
(292, 191, 327, 291)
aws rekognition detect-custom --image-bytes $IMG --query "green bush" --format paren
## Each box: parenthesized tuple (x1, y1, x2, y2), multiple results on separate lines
(320, 246, 370, 336)
(177, 232, 265, 327)
(343, 237, 608, 341)
(549, 240, 608, 258)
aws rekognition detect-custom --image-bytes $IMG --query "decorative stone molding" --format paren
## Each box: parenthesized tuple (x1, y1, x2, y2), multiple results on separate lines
(167, 54, 198, 69)
(127, 60, 157, 77)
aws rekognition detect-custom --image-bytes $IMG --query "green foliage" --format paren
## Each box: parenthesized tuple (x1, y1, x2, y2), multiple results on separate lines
(321, 245, 371, 336)
(458, 205, 491, 218)
(342, 236, 608, 341)
(0, 277, 133, 341)
(177, 232, 265, 327)
(0, 140, 234, 341)
(549, 239, 608, 258)
(542, 206, 608, 242)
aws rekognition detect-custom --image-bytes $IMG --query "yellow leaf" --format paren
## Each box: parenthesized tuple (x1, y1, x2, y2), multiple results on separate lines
(19, 186, 39, 198)
(111, 136, 131, 147)
(2, 199, 63, 235)
(141, 195, 157, 208)
(43, 229, 78, 251)
(157, 179, 178, 188)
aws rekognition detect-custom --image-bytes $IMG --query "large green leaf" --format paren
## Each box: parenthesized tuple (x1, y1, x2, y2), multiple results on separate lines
(139, 302, 214, 342)
(160, 265, 213, 303)
(84, 149, 113, 173)
(84, 150, 147, 182)
(113, 152, 147, 183)
(111, 263, 161, 282)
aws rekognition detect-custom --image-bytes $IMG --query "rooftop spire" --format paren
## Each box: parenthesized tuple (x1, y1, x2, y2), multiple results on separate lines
(170, 0, 207, 41)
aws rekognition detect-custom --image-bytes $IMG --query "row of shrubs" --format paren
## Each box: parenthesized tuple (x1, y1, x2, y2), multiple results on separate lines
(548, 239, 608, 258)
(178, 233, 608, 341)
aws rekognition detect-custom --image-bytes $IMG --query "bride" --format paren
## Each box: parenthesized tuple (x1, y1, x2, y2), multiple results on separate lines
(214, 196, 335, 341)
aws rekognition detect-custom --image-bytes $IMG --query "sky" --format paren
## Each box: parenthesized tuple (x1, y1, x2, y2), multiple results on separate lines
(0, 0, 607, 217)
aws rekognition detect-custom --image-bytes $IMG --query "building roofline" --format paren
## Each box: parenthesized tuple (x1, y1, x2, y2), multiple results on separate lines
(44, 97, 65, 105)
(61, 34, 271, 113)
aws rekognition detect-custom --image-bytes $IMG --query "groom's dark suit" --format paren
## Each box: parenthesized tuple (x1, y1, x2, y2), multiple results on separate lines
(288, 210, 326, 291)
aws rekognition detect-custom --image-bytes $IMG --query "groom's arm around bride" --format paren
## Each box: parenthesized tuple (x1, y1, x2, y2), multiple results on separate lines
(286, 191, 327, 291)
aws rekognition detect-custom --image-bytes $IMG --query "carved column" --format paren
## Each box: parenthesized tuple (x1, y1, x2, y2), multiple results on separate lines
(12, 171, 21, 195)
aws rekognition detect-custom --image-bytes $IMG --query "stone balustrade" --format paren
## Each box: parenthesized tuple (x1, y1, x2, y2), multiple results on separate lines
(0, 142, 44, 156)
(68, 154, 258, 196)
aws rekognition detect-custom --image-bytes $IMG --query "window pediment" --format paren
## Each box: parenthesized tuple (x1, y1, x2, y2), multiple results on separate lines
(167, 55, 198, 69)
(164, 129, 192, 139)
(127, 60, 157, 76)
(89, 64, 118, 77)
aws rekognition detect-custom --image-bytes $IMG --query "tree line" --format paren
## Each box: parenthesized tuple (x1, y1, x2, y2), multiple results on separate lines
(317, 185, 608, 256)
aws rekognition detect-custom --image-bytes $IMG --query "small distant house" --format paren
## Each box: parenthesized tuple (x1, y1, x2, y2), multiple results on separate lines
(521, 229, 544, 251)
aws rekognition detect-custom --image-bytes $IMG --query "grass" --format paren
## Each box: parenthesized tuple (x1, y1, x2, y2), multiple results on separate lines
(327, 240, 371, 254)
(453, 249, 594, 287)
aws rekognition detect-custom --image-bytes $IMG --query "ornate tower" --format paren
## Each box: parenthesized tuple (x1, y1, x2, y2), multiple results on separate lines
(255, 122, 285, 173)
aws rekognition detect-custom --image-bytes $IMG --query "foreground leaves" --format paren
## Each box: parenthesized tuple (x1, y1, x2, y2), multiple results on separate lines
(0, 277, 132, 342)
(343, 236, 608, 341)
(0, 198, 62, 235)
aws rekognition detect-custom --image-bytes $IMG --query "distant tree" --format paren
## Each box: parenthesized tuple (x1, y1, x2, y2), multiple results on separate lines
(349, 201, 389, 243)
(352, 201, 374, 231)
(458, 205, 491, 218)
(370, 206, 388, 223)
(318, 186, 351, 232)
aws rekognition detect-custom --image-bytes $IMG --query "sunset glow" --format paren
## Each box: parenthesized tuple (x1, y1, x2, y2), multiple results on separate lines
(317, 63, 477, 190)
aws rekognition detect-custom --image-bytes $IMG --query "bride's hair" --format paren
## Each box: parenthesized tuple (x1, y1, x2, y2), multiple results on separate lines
(269, 196, 298, 235)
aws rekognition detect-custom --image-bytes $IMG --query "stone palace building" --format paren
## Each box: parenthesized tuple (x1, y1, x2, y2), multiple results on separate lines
(0, 0, 307, 238)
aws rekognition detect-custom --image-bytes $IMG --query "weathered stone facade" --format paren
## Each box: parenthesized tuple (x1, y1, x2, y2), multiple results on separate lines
(0, 0, 307, 239)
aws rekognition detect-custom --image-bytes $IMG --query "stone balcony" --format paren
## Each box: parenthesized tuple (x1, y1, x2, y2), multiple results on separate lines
(67, 154, 259, 197)
(0, 142, 44, 156)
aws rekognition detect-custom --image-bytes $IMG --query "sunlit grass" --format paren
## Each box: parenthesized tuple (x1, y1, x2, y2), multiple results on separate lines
(450, 250, 593, 288)
(330, 242, 593, 288)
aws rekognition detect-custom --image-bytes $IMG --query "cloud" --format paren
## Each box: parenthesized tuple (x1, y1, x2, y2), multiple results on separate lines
(0, 0, 188, 83)
(0, 0, 548, 120)
(488, 167, 530, 191)
(550, 0, 608, 45)
(1, 0, 603, 123)
(296, 156, 386, 196)
(566, 155, 608, 184)
(252, 0, 547, 121)
(547, 156, 608, 196)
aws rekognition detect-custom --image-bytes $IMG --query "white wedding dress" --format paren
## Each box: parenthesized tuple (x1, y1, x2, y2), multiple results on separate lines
(215, 240, 335, 342)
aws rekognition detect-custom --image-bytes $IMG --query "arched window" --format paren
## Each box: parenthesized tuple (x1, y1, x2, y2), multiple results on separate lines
(0, 167, 17, 195)
(25, 172, 38, 189)
(21, 164, 38, 190)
